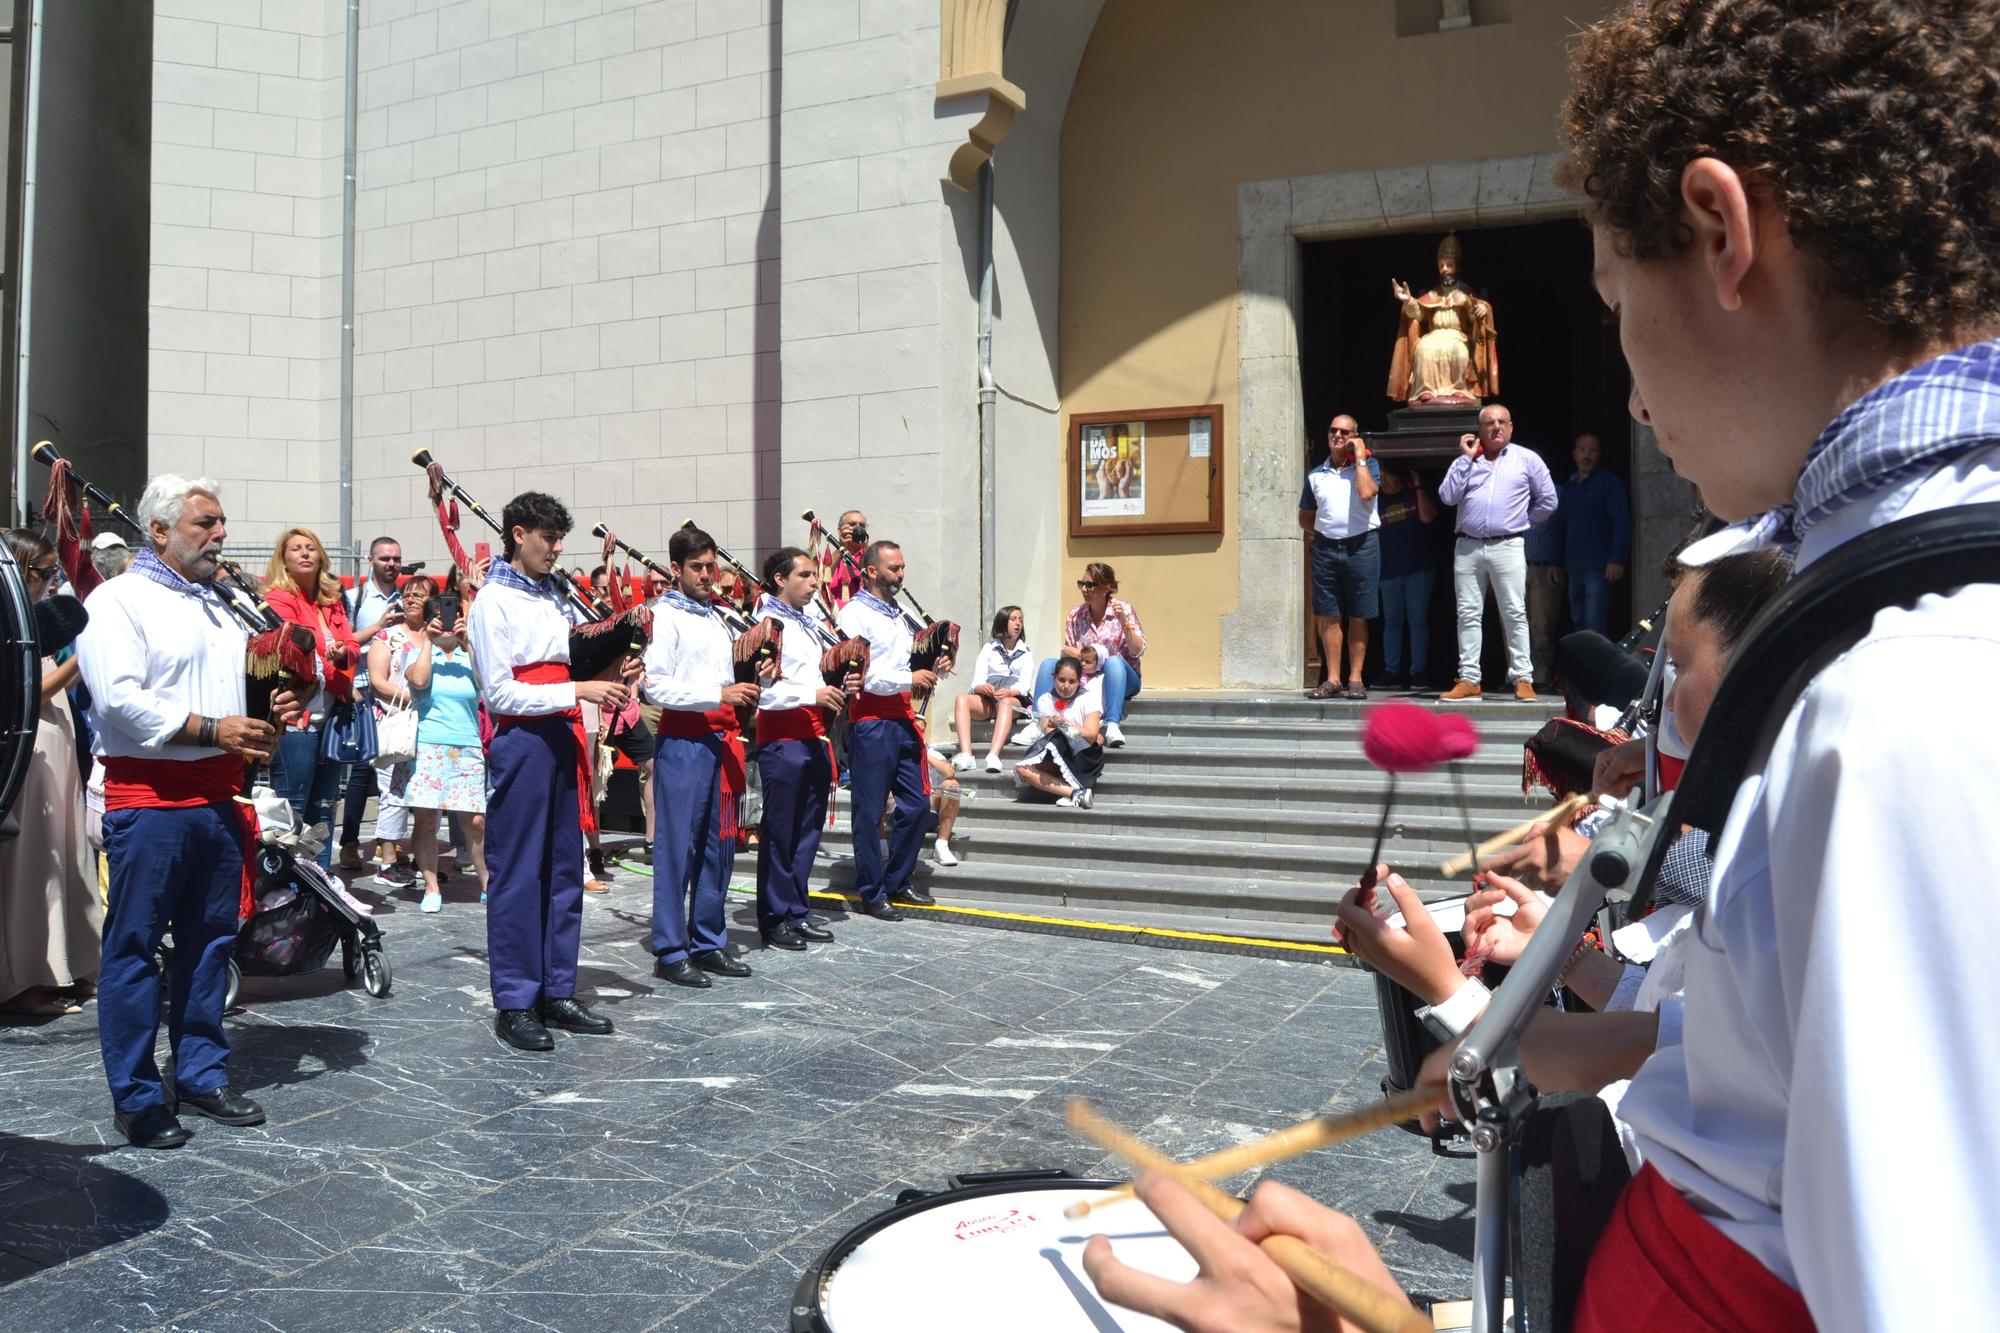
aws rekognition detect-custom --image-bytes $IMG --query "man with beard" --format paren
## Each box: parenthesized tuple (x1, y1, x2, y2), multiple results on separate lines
(76, 475, 303, 1147)
(835, 541, 943, 920)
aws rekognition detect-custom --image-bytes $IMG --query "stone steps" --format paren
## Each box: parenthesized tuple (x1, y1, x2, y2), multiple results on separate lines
(809, 691, 1553, 938)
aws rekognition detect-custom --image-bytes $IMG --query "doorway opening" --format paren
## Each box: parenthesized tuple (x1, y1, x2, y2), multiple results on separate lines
(1296, 217, 1632, 691)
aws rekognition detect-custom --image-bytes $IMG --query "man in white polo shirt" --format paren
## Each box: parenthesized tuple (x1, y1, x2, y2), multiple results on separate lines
(1297, 415, 1382, 699)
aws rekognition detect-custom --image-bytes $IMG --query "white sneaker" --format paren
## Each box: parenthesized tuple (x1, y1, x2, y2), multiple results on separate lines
(1104, 722, 1126, 748)
(1075, 787, 1093, 809)
(934, 839, 959, 866)
(420, 891, 442, 913)
(984, 755, 1003, 773)
(1054, 795, 1076, 807)
(1010, 723, 1038, 748)
(952, 751, 976, 772)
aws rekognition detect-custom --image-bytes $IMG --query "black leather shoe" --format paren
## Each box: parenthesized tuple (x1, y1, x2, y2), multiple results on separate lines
(861, 899, 904, 922)
(538, 996, 613, 1035)
(793, 919, 834, 943)
(694, 950, 752, 978)
(655, 958, 712, 989)
(495, 1008, 555, 1051)
(891, 886, 936, 907)
(177, 1085, 266, 1126)
(116, 1104, 191, 1149)
(762, 925, 808, 951)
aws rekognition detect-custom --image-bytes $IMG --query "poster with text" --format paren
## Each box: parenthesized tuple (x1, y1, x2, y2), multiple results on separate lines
(1081, 422, 1146, 517)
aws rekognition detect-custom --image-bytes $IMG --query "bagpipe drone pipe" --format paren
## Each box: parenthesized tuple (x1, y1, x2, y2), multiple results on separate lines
(800, 508, 955, 714)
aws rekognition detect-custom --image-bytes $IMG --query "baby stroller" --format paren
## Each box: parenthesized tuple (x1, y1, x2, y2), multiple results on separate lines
(230, 789, 392, 1002)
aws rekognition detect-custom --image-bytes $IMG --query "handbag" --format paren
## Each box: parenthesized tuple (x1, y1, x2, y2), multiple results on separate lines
(321, 696, 378, 765)
(374, 685, 419, 767)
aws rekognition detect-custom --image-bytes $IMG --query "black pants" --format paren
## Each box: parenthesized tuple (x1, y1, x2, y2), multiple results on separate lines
(1514, 1093, 1632, 1333)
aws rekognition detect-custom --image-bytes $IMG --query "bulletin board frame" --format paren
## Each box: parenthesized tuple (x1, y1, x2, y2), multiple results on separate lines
(1067, 403, 1224, 539)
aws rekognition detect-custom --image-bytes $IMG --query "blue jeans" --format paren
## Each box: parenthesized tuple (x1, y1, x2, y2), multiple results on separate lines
(1567, 568, 1612, 636)
(268, 726, 345, 868)
(1379, 567, 1436, 677)
(1034, 654, 1141, 723)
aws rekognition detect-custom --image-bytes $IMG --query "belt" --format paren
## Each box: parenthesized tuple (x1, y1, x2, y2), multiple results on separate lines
(1313, 531, 1376, 549)
(1527, 560, 1558, 568)
(1460, 531, 1527, 542)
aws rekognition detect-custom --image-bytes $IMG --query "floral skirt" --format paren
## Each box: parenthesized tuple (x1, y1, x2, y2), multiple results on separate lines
(398, 741, 487, 814)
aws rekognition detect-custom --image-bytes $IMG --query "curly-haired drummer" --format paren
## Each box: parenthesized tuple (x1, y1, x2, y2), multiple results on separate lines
(1083, 3, 2000, 1329)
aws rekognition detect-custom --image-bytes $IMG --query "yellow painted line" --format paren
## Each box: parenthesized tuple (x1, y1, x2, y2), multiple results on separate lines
(647, 867, 1352, 959)
(798, 887, 1351, 959)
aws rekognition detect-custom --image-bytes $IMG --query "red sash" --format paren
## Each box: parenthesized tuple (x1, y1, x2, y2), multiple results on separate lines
(103, 755, 257, 918)
(1574, 1164, 1814, 1333)
(850, 689, 930, 796)
(656, 705, 750, 845)
(493, 662, 596, 837)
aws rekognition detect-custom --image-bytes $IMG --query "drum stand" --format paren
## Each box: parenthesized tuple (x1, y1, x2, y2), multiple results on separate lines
(1447, 796, 1660, 1333)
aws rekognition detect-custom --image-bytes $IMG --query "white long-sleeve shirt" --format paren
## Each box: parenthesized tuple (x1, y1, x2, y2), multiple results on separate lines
(642, 597, 734, 713)
(757, 600, 828, 713)
(836, 595, 913, 695)
(75, 569, 246, 760)
(970, 639, 1033, 695)
(466, 573, 575, 716)
(1616, 443, 2000, 1329)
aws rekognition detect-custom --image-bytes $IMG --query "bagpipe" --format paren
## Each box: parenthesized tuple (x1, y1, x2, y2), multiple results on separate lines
(34, 442, 316, 728)
(409, 449, 645, 681)
(801, 509, 956, 717)
(677, 523, 786, 716)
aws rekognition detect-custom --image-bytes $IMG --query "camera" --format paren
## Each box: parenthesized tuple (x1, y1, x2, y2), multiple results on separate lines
(848, 523, 869, 546)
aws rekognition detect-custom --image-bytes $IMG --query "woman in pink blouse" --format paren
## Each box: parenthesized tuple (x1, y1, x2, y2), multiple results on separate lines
(1030, 562, 1145, 748)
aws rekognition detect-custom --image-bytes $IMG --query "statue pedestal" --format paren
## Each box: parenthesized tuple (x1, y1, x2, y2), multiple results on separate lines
(1369, 404, 1482, 465)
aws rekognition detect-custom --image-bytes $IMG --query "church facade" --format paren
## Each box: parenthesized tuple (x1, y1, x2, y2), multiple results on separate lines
(8, 0, 1694, 697)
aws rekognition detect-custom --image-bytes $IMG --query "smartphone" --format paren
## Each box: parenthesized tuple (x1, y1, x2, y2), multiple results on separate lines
(474, 540, 491, 566)
(431, 593, 461, 628)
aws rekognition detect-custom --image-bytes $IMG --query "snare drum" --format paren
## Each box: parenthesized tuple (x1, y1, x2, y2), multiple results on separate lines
(791, 1171, 1198, 1332)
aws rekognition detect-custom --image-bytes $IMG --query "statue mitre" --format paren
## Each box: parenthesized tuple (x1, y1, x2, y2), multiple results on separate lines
(1437, 232, 1463, 269)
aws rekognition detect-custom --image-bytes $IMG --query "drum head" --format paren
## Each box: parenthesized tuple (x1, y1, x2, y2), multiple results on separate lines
(796, 1177, 1197, 1332)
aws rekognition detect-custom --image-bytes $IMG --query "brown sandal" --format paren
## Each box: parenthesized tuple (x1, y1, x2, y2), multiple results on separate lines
(1308, 681, 1340, 699)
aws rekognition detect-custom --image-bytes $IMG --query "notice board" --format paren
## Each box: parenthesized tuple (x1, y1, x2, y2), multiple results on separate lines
(1068, 404, 1224, 538)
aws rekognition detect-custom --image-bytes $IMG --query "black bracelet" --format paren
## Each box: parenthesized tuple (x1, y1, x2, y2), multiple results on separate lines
(198, 716, 219, 748)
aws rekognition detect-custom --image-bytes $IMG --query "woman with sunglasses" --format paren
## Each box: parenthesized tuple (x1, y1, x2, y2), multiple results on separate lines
(1, 529, 101, 1016)
(1022, 563, 1145, 750)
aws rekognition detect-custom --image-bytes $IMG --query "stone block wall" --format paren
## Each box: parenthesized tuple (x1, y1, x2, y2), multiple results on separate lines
(348, 0, 780, 569)
(147, 0, 346, 557)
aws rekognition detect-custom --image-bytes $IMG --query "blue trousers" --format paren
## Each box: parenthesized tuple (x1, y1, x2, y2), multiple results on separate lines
(755, 737, 830, 933)
(847, 718, 926, 907)
(484, 716, 584, 1010)
(1567, 568, 1612, 636)
(267, 725, 344, 868)
(1379, 568, 1437, 677)
(98, 804, 242, 1113)
(652, 733, 735, 964)
(1034, 654, 1141, 722)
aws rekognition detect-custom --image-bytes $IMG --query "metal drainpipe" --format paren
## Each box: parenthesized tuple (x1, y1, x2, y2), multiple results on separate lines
(10, 0, 42, 526)
(338, 0, 359, 571)
(976, 160, 997, 630)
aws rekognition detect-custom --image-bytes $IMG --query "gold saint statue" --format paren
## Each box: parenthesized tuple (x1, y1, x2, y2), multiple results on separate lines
(1387, 233, 1498, 405)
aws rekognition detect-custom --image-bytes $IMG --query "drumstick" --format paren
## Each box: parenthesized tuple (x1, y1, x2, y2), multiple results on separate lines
(1065, 1100, 1431, 1333)
(1064, 1086, 1438, 1220)
(1438, 791, 1591, 878)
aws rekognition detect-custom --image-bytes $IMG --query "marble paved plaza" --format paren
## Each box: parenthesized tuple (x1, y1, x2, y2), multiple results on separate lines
(0, 873, 1475, 1331)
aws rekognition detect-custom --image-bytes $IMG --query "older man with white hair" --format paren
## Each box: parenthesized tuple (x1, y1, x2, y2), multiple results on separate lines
(75, 475, 302, 1149)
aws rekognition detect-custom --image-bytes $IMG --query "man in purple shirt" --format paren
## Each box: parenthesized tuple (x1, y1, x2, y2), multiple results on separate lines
(1434, 403, 1557, 700)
